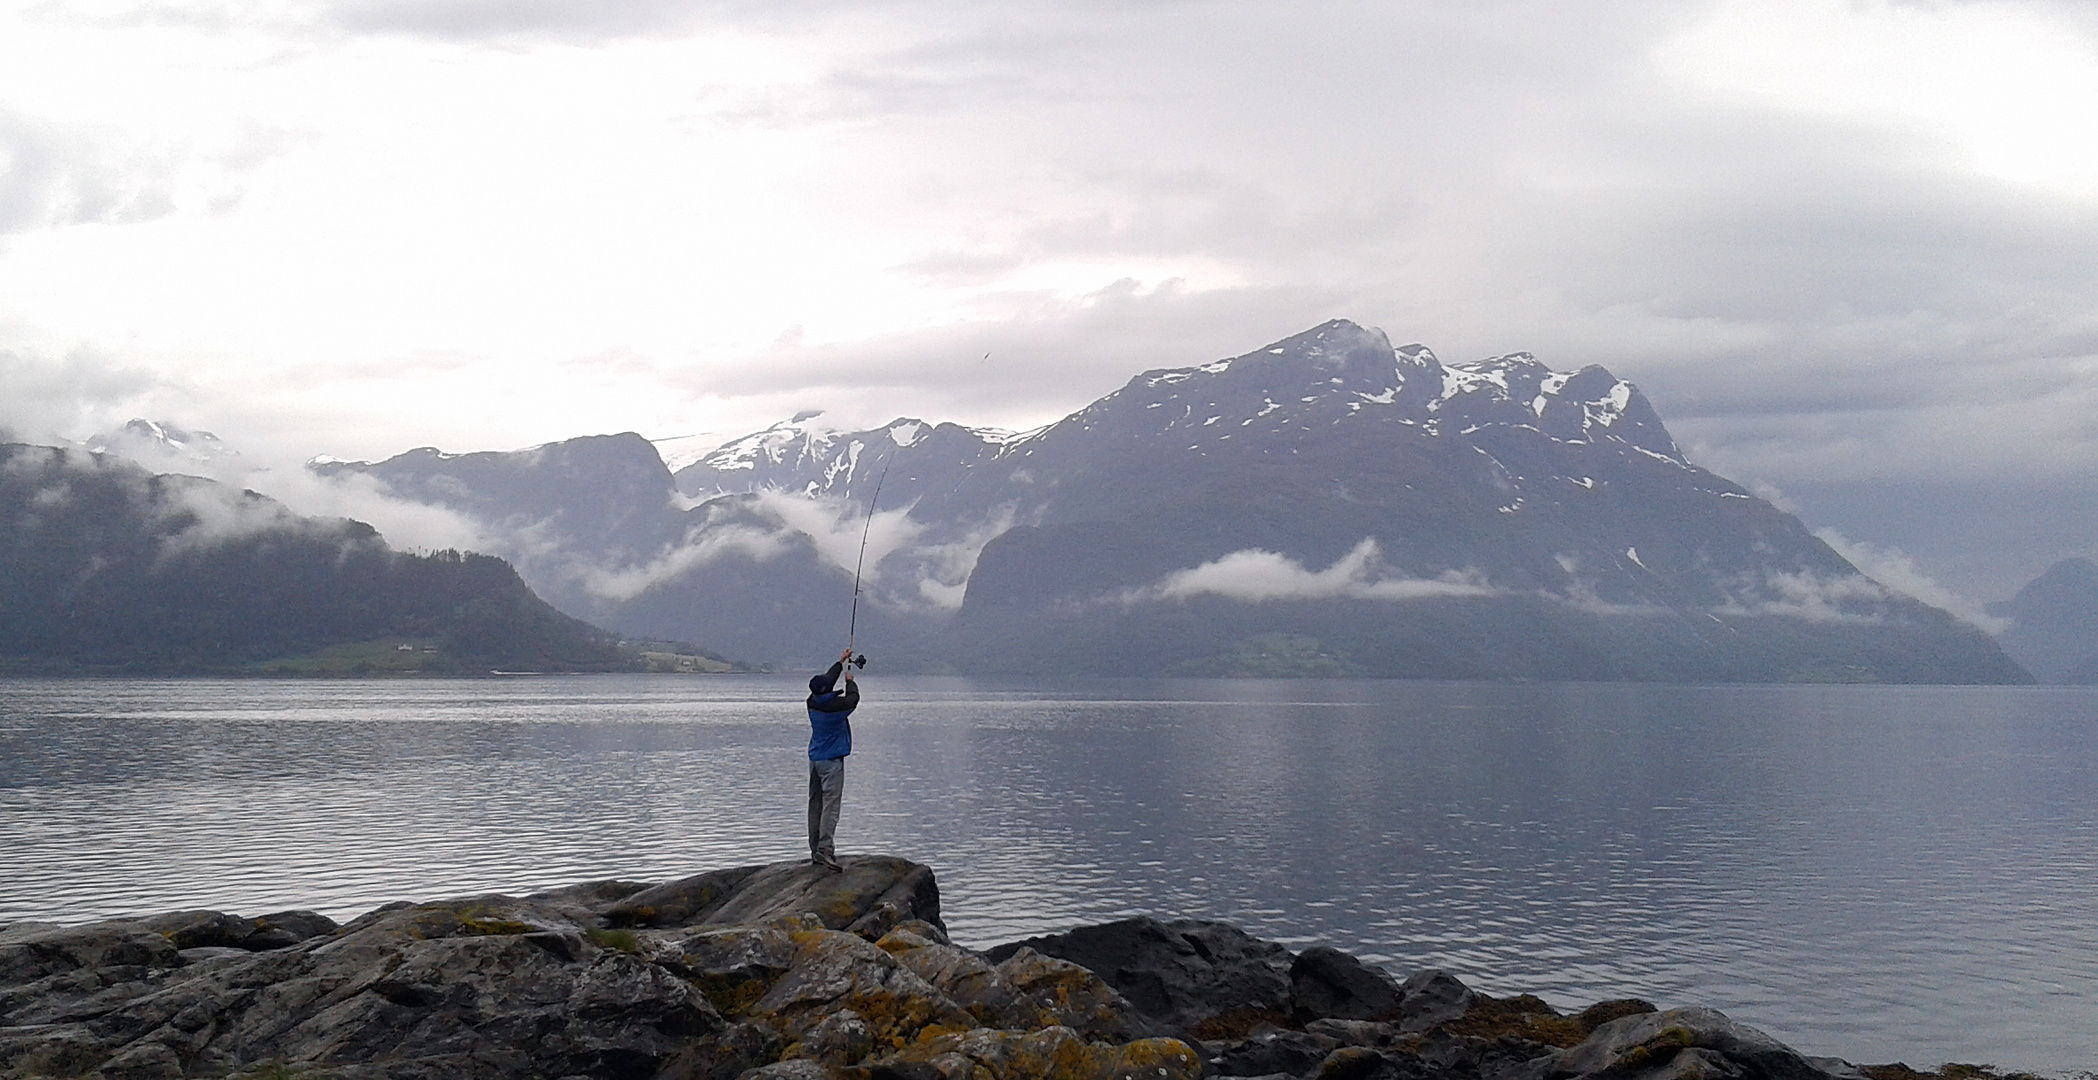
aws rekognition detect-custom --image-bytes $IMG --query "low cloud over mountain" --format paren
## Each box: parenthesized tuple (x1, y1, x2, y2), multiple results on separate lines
(311, 320, 2026, 683)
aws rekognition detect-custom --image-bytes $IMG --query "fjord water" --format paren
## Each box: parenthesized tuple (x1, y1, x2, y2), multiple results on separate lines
(1, 678, 2092, 1072)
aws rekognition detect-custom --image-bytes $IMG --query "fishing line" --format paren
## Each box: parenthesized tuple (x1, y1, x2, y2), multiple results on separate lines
(847, 452, 896, 654)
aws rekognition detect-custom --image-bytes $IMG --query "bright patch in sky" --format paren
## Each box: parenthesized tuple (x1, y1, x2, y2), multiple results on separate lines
(1662, 0, 2098, 197)
(3, 0, 2097, 604)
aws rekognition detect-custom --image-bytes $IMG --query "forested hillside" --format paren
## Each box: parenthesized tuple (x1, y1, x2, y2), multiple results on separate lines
(0, 444, 635, 674)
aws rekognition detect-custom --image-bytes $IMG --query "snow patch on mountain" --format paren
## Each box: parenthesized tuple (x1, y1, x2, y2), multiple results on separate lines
(86, 420, 237, 468)
(702, 414, 844, 475)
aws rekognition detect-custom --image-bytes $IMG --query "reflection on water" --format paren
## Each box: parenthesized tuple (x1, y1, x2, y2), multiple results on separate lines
(1, 676, 2093, 1072)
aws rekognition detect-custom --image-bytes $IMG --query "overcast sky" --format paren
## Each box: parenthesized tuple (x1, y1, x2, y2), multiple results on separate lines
(1, 0, 2093, 606)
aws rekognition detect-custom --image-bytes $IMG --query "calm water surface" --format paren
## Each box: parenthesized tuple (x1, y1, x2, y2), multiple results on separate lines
(0, 676, 2093, 1072)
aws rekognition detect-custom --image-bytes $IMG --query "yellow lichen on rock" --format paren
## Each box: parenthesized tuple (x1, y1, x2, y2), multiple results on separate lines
(1095, 1037, 1201, 1080)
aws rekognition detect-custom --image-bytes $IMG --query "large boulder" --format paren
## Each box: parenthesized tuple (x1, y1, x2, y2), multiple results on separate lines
(133, 908, 340, 952)
(1290, 946, 1403, 1022)
(606, 856, 943, 937)
(1531, 1006, 1849, 1080)
(0, 920, 182, 988)
(1395, 969, 1477, 1033)
(985, 917, 1293, 1036)
(0, 894, 743, 1080)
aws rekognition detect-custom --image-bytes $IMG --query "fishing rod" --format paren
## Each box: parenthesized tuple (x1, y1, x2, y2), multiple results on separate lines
(846, 451, 896, 664)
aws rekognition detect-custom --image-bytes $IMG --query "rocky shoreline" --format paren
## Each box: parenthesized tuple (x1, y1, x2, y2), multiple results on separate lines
(0, 857, 2035, 1080)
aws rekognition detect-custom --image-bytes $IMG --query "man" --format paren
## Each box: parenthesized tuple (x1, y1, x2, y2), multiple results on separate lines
(805, 646, 859, 872)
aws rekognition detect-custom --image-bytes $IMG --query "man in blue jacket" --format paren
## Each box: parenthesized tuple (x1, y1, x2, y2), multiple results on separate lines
(805, 647, 860, 872)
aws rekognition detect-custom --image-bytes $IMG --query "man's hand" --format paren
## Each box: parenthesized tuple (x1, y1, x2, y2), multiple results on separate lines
(841, 647, 855, 662)
(843, 667, 855, 682)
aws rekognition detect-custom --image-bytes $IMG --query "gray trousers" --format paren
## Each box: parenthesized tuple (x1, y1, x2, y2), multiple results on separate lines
(807, 756, 845, 860)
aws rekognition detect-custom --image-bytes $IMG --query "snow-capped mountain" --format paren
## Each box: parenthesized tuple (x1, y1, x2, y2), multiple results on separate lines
(307, 320, 2027, 680)
(675, 411, 1025, 503)
(84, 419, 238, 472)
(674, 321, 1687, 524)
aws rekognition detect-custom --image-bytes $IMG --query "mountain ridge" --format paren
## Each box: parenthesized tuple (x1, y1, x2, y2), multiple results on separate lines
(307, 319, 2028, 682)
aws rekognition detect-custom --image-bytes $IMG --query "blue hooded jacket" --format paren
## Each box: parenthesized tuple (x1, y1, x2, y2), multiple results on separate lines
(806, 661, 859, 761)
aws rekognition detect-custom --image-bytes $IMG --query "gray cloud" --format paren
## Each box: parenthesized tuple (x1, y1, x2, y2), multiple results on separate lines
(7, 0, 2096, 609)
(0, 348, 170, 444)
(0, 108, 180, 236)
(322, 0, 1209, 43)
(670, 278, 1350, 434)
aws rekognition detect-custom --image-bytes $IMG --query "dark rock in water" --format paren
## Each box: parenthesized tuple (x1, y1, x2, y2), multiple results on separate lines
(985, 916, 1293, 1036)
(1290, 946, 1402, 1022)
(0, 858, 1892, 1080)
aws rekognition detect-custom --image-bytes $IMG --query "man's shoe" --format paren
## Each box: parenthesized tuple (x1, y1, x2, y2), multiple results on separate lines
(812, 854, 844, 872)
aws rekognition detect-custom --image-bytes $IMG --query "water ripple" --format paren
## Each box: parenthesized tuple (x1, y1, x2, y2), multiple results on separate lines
(0, 677, 2094, 1072)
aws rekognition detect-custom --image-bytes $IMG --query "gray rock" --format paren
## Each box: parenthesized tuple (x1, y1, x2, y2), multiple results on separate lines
(741, 1059, 840, 1080)
(1411, 1027, 1559, 1080)
(0, 920, 181, 987)
(0, 860, 1871, 1080)
(990, 948, 1158, 1043)
(1, 894, 730, 1080)
(606, 856, 944, 936)
(1304, 1018, 1401, 1047)
(792, 1007, 875, 1066)
(136, 910, 257, 951)
(1535, 1006, 1848, 1080)
(654, 925, 801, 1017)
(1396, 969, 1475, 1033)
(1315, 1045, 1438, 1080)
(129, 908, 338, 953)
(985, 916, 1293, 1035)
(250, 910, 339, 947)
(1292, 947, 1402, 1022)
(742, 924, 973, 1046)
(1213, 1028, 1340, 1076)
(886, 939, 1043, 1030)
(175, 946, 251, 965)
(889, 919, 949, 947)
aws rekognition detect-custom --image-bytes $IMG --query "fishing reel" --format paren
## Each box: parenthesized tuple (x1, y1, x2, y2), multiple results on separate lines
(850, 653, 868, 670)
